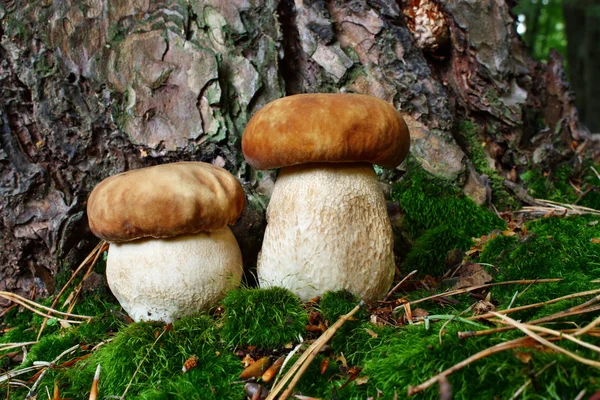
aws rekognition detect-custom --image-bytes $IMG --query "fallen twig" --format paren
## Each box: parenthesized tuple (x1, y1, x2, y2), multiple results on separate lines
(0, 365, 44, 385)
(396, 279, 562, 311)
(38, 241, 107, 339)
(469, 289, 600, 321)
(516, 198, 600, 217)
(383, 270, 418, 302)
(408, 337, 543, 396)
(459, 304, 600, 339)
(0, 341, 38, 352)
(267, 302, 364, 400)
(0, 291, 91, 324)
(575, 314, 600, 336)
(490, 312, 600, 368)
(510, 361, 556, 399)
(272, 340, 305, 389)
(494, 320, 600, 354)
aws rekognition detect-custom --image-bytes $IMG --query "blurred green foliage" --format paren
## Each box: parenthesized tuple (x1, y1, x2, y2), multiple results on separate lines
(514, 0, 567, 61)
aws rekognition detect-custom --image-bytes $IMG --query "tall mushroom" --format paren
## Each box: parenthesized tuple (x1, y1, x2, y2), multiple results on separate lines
(87, 162, 245, 322)
(242, 93, 410, 302)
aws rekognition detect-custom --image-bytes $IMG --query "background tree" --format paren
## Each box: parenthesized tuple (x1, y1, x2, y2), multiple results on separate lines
(0, 0, 597, 303)
(515, 0, 599, 133)
(563, 0, 600, 133)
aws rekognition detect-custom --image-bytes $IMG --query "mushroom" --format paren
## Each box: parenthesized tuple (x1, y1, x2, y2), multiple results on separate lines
(242, 93, 410, 302)
(87, 162, 245, 322)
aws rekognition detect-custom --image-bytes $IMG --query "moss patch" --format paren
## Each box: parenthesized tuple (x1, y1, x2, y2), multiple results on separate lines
(220, 287, 308, 349)
(393, 160, 504, 239)
(1, 214, 599, 399)
(479, 215, 600, 310)
(457, 121, 520, 210)
(392, 160, 505, 276)
(521, 161, 600, 210)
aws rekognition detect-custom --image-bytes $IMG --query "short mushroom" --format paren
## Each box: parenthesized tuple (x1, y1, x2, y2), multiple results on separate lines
(242, 93, 410, 302)
(87, 162, 245, 322)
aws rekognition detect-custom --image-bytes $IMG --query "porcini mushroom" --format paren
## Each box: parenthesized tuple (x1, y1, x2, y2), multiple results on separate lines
(242, 93, 410, 302)
(87, 162, 245, 322)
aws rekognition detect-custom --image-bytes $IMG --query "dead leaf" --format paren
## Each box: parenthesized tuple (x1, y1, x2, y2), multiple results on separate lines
(355, 375, 369, 386)
(340, 366, 363, 389)
(411, 308, 430, 319)
(514, 351, 532, 364)
(473, 300, 495, 315)
(403, 302, 413, 324)
(336, 353, 348, 369)
(241, 354, 255, 367)
(320, 358, 330, 374)
(591, 238, 600, 244)
(452, 263, 492, 289)
(501, 230, 516, 237)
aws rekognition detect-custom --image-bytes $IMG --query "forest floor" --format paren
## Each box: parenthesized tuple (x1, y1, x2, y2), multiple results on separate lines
(1, 160, 600, 399)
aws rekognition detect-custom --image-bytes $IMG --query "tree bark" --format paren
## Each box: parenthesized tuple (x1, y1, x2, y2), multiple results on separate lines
(564, 0, 600, 133)
(0, 0, 596, 303)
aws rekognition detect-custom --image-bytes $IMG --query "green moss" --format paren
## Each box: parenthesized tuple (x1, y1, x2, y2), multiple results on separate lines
(392, 160, 505, 276)
(46, 316, 244, 398)
(393, 160, 505, 239)
(319, 290, 360, 322)
(480, 215, 600, 310)
(521, 162, 600, 210)
(355, 322, 600, 399)
(3, 214, 598, 399)
(23, 331, 80, 367)
(457, 121, 520, 209)
(220, 287, 308, 349)
(402, 226, 474, 276)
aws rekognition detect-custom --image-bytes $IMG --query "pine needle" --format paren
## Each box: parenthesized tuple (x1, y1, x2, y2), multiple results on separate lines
(120, 325, 171, 399)
(490, 312, 600, 368)
(0, 291, 91, 324)
(510, 361, 556, 399)
(469, 288, 600, 321)
(37, 241, 107, 339)
(267, 302, 364, 400)
(396, 278, 562, 311)
(517, 198, 600, 217)
(89, 364, 101, 400)
(408, 337, 543, 396)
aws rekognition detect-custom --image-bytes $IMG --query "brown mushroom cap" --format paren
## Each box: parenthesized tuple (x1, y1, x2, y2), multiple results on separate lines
(87, 162, 245, 242)
(242, 93, 410, 170)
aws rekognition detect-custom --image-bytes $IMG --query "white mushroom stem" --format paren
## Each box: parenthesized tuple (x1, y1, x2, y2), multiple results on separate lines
(258, 163, 395, 302)
(106, 227, 242, 323)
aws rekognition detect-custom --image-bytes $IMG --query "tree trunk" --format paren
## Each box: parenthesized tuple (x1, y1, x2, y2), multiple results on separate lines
(0, 0, 596, 303)
(564, 0, 600, 133)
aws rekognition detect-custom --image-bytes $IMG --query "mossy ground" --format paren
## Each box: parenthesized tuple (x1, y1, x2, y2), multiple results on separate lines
(393, 159, 506, 277)
(1, 163, 599, 399)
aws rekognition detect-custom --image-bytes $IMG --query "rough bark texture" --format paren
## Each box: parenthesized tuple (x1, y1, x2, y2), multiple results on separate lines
(0, 0, 596, 303)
